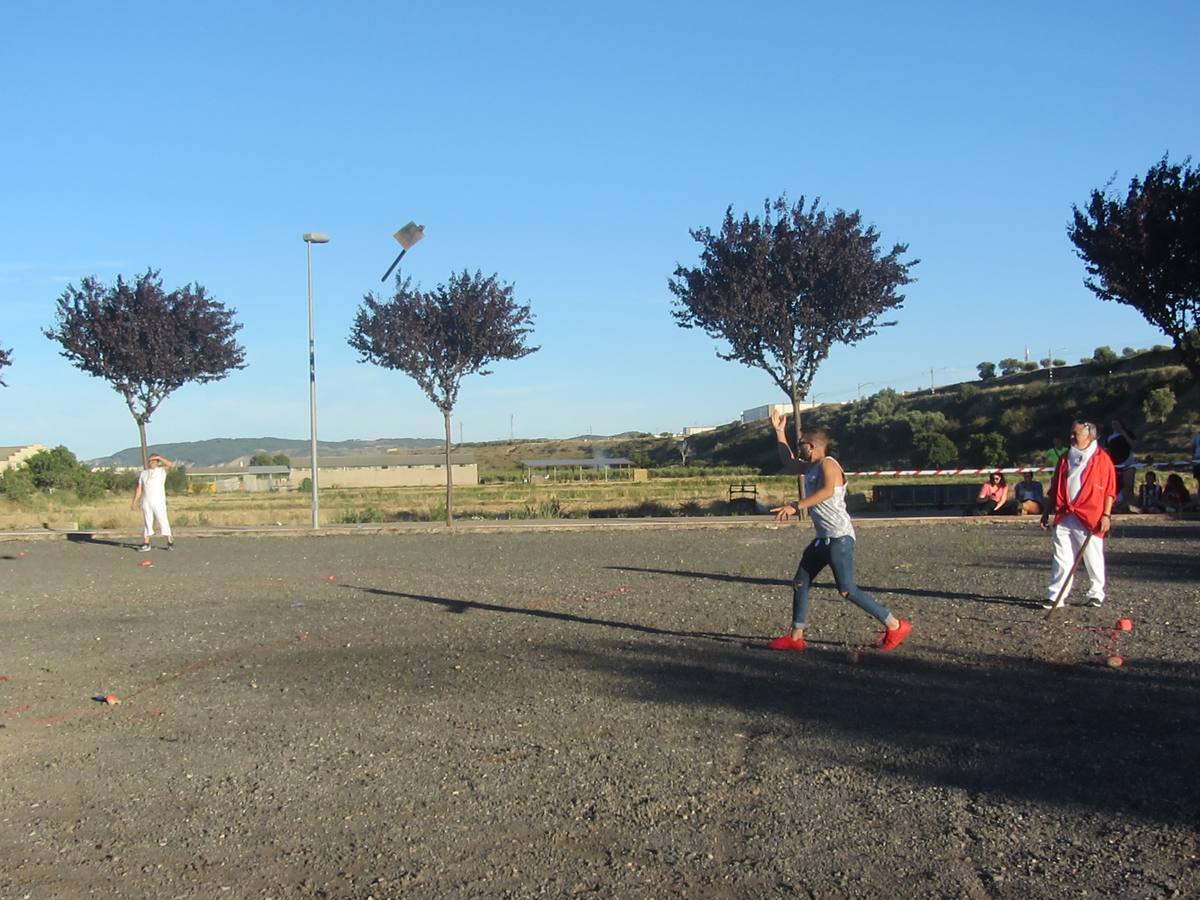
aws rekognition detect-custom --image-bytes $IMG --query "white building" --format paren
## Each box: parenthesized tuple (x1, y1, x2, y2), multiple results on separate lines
(291, 453, 478, 489)
(740, 402, 826, 423)
(0, 444, 45, 471)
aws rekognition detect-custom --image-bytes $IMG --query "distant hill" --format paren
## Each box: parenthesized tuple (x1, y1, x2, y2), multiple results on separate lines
(85, 350, 1198, 473)
(90, 437, 445, 468)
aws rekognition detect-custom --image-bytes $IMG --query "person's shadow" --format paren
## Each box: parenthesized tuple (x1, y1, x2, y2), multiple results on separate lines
(66, 532, 136, 549)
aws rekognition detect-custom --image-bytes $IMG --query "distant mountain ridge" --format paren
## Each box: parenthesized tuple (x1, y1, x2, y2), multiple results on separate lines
(90, 437, 446, 468)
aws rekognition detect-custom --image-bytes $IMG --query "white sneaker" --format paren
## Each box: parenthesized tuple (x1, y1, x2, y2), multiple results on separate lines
(138, 543, 151, 552)
(1086, 597, 1104, 608)
(1042, 598, 1064, 610)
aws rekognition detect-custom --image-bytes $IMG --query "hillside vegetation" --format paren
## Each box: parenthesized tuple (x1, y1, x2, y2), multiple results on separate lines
(84, 350, 1197, 475)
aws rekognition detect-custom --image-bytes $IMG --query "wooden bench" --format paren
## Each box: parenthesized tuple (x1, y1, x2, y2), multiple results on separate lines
(873, 483, 978, 511)
(728, 482, 759, 515)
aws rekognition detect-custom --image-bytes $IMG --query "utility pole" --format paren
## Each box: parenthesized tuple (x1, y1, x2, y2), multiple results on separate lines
(930, 367, 936, 394)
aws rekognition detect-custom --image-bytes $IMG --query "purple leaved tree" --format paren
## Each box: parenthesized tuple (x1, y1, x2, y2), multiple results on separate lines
(348, 270, 537, 527)
(44, 269, 246, 466)
(1069, 155, 1200, 381)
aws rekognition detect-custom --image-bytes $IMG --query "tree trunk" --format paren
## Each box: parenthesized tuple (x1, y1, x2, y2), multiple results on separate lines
(790, 383, 807, 520)
(137, 420, 149, 469)
(443, 408, 454, 529)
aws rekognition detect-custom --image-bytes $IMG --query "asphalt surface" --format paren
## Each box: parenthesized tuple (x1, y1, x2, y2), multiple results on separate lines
(2, 518, 1198, 898)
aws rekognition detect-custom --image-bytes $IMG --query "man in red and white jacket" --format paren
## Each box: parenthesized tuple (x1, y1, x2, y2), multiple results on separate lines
(1040, 421, 1116, 609)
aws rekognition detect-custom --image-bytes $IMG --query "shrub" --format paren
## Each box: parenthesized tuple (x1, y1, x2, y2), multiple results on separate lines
(1142, 386, 1176, 423)
(911, 432, 957, 468)
(339, 506, 384, 524)
(165, 466, 188, 495)
(964, 432, 1008, 467)
(0, 466, 35, 502)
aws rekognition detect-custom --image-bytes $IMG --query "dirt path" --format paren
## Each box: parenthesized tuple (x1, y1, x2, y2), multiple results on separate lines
(2, 520, 1198, 897)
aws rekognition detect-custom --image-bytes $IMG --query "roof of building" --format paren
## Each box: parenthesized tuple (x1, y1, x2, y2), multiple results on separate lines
(520, 458, 634, 468)
(186, 466, 291, 476)
(294, 453, 476, 468)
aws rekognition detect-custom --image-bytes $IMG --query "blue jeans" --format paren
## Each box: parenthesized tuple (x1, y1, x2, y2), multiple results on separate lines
(791, 536, 891, 629)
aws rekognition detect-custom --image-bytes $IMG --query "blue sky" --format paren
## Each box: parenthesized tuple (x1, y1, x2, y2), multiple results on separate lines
(2, 2, 1196, 459)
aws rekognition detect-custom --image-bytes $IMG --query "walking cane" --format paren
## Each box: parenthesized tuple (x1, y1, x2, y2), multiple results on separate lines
(1044, 533, 1093, 620)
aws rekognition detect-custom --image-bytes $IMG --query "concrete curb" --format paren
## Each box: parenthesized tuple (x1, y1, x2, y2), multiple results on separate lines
(0, 513, 1045, 542)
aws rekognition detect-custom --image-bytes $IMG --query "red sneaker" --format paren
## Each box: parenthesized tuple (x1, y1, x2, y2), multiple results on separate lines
(876, 619, 912, 652)
(768, 634, 806, 652)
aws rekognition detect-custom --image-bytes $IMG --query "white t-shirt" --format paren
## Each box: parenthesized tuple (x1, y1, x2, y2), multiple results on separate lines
(138, 466, 168, 504)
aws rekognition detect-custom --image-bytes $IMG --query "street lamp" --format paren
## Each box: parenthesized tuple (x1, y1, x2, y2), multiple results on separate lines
(303, 232, 330, 529)
(380, 221, 425, 282)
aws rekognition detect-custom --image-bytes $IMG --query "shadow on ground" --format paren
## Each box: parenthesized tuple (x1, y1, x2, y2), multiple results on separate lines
(350, 582, 1198, 829)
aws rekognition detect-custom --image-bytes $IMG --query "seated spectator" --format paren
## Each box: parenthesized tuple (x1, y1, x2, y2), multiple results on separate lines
(1136, 472, 1164, 513)
(1162, 473, 1192, 514)
(1014, 471, 1045, 515)
(968, 472, 1008, 515)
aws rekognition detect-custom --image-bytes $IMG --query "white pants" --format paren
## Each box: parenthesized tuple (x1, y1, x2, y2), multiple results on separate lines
(1047, 514, 1104, 603)
(141, 498, 172, 539)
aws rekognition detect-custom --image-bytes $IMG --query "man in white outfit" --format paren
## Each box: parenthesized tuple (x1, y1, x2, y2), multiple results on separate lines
(131, 454, 175, 551)
(1040, 422, 1115, 609)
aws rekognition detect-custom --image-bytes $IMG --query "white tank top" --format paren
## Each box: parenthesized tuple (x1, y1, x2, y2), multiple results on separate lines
(804, 458, 855, 540)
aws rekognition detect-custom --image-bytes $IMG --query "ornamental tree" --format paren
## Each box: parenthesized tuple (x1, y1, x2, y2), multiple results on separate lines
(669, 195, 917, 440)
(44, 269, 246, 466)
(0, 343, 10, 385)
(348, 270, 537, 526)
(1069, 156, 1200, 380)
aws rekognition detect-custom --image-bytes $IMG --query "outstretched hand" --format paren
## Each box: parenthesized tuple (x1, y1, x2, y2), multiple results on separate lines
(770, 408, 788, 432)
(771, 503, 797, 521)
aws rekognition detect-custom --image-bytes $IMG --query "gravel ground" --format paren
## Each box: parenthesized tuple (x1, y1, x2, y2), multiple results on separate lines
(2, 518, 1198, 898)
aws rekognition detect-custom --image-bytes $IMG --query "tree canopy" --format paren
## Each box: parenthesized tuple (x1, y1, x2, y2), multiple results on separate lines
(44, 269, 246, 465)
(0, 343, 10, 386)
(669, 195, 917, 427)
(348, 269, 537, 525)
(1069, 156, 1200, 380)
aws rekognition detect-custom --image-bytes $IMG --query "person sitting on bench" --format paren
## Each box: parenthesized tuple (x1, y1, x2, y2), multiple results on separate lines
(1015, 471, 1045, 516)
(968, 471, 1008, 515)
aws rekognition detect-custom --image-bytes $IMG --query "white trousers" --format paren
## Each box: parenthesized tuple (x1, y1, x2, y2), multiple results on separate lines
(141, 497, 172, 539)
(1047, 514, 1104, 603)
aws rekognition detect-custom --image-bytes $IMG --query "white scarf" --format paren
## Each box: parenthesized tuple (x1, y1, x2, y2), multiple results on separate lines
(1066, 439, 1097, 501)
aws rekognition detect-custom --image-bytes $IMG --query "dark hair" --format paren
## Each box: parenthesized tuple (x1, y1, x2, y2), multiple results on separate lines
(990, 472, 1007, 486)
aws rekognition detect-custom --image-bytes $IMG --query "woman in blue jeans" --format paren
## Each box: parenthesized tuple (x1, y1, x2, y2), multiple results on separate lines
(767, 411, 911, 653)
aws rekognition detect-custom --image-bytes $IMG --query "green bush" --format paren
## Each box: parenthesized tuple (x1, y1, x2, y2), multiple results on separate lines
(1142, 386, 1176, 423)
(98, 468, 138, 492)
(0, 466, 35, 502)
(964, 432, 1009, 467)
(911, 432, 957, 468)
(165, 466, 188, 494)
(338, 506, 384, 524)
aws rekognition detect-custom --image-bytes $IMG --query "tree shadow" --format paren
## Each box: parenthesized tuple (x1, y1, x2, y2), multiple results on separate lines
(605, 564, 1030, 607)
(348, 585, 763, 645)
(556, 637, 1200, 826)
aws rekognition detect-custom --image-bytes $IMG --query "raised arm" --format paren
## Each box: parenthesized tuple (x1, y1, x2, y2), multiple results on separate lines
(770, 409, 806, 475)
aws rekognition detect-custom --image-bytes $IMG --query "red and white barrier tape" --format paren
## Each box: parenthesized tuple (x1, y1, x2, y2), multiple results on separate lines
(844, 460, 1195, 478)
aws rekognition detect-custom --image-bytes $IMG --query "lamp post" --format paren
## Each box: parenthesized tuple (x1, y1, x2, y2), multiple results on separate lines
(303, 232, 330, 528)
